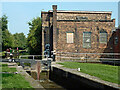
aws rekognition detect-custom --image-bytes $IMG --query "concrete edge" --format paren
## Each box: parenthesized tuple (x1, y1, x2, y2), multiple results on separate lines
(52, 63, 120, 89)
(16, 65, 45, 89)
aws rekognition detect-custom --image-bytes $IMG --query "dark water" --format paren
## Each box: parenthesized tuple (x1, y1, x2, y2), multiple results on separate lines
(27, 71, 65, 89)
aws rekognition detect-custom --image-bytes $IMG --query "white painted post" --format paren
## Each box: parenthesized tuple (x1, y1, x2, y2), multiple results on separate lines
(19, 56, 21, 59)
(47, 55, 48, 61)
(33, 56, 34, 60)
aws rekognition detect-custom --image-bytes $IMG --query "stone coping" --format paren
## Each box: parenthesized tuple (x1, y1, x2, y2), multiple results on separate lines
(41, 10, 112, 14)
(16, 66, 45, 89)
(48, 10, 112, 14)
(52, 62, 120, 89)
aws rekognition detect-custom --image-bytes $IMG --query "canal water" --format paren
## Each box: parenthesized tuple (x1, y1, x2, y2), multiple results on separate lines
(27, 71, 65, 89)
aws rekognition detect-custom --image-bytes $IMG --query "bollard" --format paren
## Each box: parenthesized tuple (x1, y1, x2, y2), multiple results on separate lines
(86, 54, 87, 63)
(33, 56, 34, 60)
(53, 54, 55, 61)
(52, 50, 56, 61)
(37, 61, 41, 80)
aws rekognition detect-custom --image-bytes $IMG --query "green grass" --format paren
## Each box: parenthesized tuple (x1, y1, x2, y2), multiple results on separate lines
(0, 52, 2, 56)
(1, 51, 6, 56)
(2, 73, 33, 88)
(24, 63, 31, 66)
(1, 64, 33, 88)
(2, 64, 17, 73)
(58, 62, 119, 84)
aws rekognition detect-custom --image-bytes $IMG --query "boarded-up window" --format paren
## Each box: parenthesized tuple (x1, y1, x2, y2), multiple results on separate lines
(67, 33, 74, 43)
(99, 32, 107, 43)
(83, 32, 91, 48)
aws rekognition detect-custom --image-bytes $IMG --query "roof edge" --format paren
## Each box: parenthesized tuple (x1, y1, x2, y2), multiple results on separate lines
(48, 10, 112, 14)
(41, 11, 48, 14)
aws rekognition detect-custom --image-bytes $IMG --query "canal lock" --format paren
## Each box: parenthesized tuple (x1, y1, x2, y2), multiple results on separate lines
(24, 61, 64, 89)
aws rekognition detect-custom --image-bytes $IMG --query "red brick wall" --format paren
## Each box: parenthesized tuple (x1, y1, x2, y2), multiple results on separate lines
(57, 13, 111, 20)
(41, 6, 115, 60)
(113, 29, 120, 53)
(56, 20, 115, 53)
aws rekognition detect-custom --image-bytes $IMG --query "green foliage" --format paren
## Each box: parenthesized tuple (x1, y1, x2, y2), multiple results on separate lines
(0, 28, 2, 52)
(1, 15, 13, 51)
(58, 62, 119, 84)
(1, 15, 8, 31)
(118, 25, 120, 29)
(1, 15, 27, 51)
(2, 29, 13, 50)
(13, 33, 27, 49)
(27, 17, 42, 55)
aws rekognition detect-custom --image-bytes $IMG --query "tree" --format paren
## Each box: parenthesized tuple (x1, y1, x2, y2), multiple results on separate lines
(0, 28, 2, 52)
(1, 15, 27, 51)
(1, 15, 13, 51)
(27, 17, 42, 55)
(2, 15, 8, 31)
(118, 25, 120, 29)
(2, 30, 13, 50)
(0, 18, 2, 51)
(13, 33, 27, 49)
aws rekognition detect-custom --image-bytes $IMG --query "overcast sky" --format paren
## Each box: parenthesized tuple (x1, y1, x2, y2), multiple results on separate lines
(1, 2, 119, 37)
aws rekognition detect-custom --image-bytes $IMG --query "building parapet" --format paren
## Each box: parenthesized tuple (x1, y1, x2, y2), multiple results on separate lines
(57, 19, 115, 22)
(48, 10, 112, 14)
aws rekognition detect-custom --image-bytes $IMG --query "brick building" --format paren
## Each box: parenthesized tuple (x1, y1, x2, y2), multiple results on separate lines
(41, 5, 115, 59)
(113, 29, 120, 53)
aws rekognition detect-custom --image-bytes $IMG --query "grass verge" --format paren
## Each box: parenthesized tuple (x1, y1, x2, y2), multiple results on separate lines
(1, 64, 33, 88)
(2, 64, 16, 73)
(58, 62, 119, 84)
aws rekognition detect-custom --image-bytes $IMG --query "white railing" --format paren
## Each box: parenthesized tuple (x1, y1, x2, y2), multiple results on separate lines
(56, 52, 120, 62)
(57, 52, 120, 55)
(19, 55, 48, 60)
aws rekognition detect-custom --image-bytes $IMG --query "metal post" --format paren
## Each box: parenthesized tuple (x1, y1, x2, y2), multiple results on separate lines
(19, 56, 21, 59)
(60, 52, 61, 61)
(47, 55, 48, 61)
(33, 56, 34, 60)
(114, 59, 115, 66)
(53, 54, 55, 61)
(53, 50, 56, 61)
(37, 61, 41, 80)
(86, 54, 87, 63)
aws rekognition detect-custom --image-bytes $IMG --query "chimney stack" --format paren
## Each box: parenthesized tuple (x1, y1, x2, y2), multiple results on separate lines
(52, 5, 57, 51)
(113, 19, 115, 26)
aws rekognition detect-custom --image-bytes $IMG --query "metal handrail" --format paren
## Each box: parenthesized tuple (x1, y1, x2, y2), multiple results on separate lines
(56, 52, 120, 63)
(56, 56, 120, 60)
(56, 52, 120, 55)
(19, 55, 48, 60)
(20, 55, 46, 57)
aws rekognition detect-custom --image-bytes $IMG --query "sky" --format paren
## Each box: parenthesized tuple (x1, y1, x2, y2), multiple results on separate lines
(1, 2, 119, 37)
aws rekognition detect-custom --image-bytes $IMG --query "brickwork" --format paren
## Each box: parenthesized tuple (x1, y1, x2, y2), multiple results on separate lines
(41, 5, 115, 60)
(113, 29, 120, 53)
(52, 5, 57, 51)
(56, 20, 115, 53)
(57, 13, 111, 20)
(41, 12, 51, 55)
